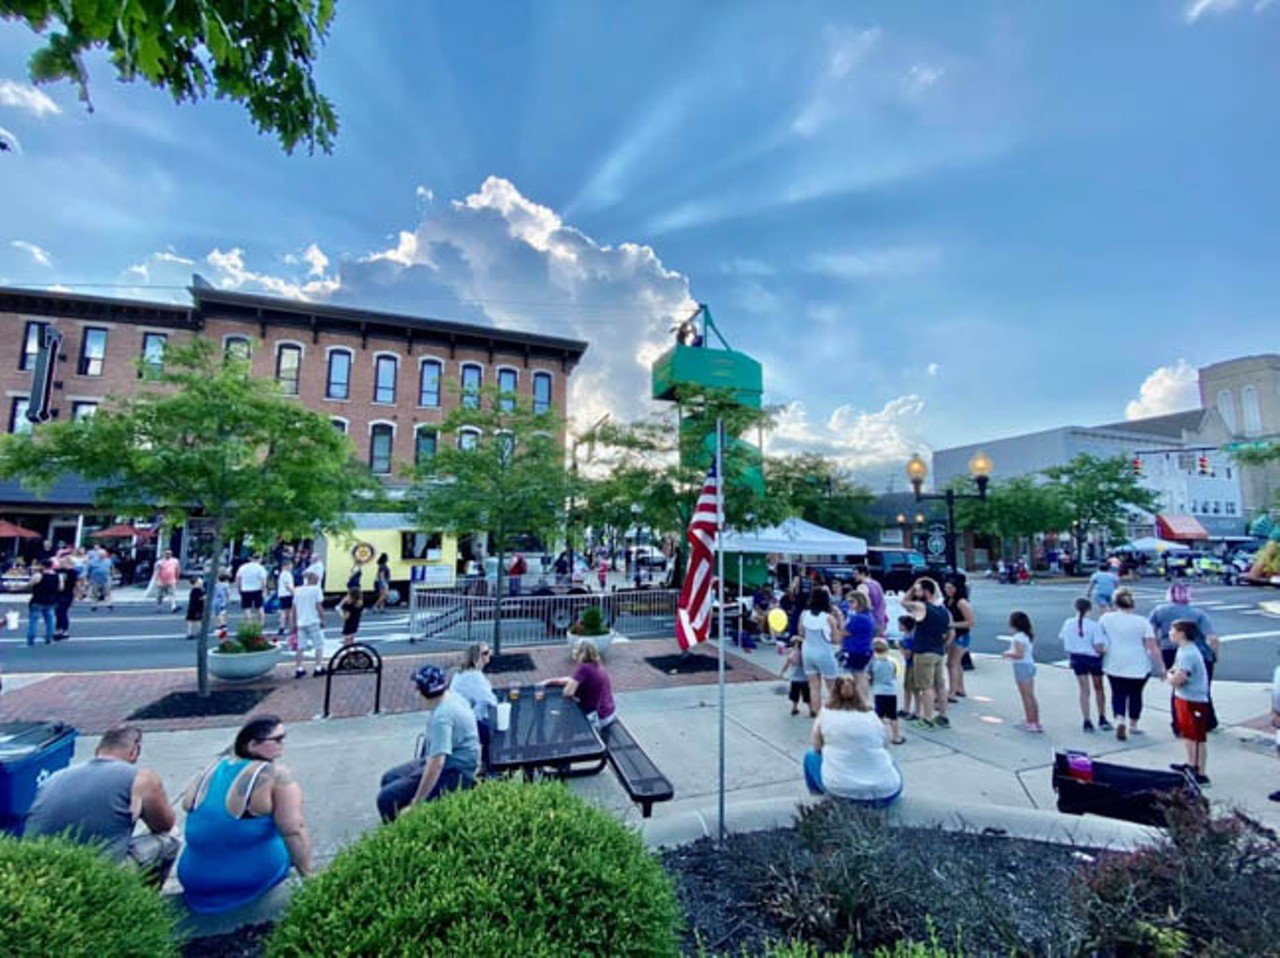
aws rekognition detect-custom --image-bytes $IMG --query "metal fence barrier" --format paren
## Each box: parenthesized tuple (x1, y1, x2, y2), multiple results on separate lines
(409, 585, 680, 649)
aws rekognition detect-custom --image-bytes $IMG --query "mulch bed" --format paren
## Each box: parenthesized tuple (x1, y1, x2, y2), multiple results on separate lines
(128, 689, 273, 721)
(645, 653, 733, 675)
(483, 652, 536, 674)
(182, 923, 273, 958)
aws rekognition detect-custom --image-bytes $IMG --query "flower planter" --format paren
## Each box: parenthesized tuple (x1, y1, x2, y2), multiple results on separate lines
(208, 647, 281, 682)
(566, 630, 621, 660)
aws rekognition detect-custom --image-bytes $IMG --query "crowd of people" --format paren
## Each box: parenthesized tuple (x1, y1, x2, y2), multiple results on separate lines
(762, 562, 1238, 804)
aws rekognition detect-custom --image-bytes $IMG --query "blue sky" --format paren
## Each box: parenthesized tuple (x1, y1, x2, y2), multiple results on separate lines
(1, 1, 1277, 487)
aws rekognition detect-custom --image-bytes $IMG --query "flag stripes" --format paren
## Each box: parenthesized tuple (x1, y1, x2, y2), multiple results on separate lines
(676, 461, 720, 650)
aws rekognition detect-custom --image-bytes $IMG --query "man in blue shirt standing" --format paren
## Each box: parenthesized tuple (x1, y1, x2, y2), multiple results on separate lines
(1086, 560, 1120, 611)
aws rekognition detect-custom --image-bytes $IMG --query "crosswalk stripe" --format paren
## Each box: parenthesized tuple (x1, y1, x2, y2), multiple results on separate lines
(1212, 604, 1254, 611)
(1218, 629, 1280, 642)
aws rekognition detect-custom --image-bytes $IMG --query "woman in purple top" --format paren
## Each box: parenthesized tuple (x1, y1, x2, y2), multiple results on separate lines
(540, 641, 616, 728)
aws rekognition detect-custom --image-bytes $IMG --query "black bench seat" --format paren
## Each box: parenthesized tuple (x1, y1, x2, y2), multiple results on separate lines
(598, 719, 674, 818)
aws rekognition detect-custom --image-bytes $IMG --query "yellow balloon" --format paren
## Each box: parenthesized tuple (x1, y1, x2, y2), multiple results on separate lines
(767, 608, 788, 634)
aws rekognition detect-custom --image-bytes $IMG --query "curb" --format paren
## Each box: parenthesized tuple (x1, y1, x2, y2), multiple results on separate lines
(639, 793, 1160, 852)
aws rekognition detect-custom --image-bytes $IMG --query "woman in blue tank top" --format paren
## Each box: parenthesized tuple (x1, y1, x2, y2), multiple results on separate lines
(178, 715, 312, 913)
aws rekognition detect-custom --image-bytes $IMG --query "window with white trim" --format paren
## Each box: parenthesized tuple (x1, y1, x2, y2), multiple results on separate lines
(415, 426, 438, 466)
(330, 417, 348, 434)
(418, 359, 441, 407)
(326, 349, 352, 400)
(1242, 385, 1262, 437)
(498, 368, 517, 411)
(140, 332, 167, 378)
(458, 427, 480, 451)
(370, 423, 395, 474)
(276, 343, 302, 396)
(71, 401, 98, 421)
(8, 396, 31, 434)
(461, 364, 482, 410)
(374, 355, 398, 404)
(78, 328, 107, 376)
(20, 321, 47, 371)
(224, 336, 251, 362)
(532, 371, 552, 415)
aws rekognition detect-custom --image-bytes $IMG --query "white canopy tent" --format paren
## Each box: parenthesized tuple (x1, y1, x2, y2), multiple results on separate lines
(720, 517, 867, 557)
(1118, 537, 1190, 554)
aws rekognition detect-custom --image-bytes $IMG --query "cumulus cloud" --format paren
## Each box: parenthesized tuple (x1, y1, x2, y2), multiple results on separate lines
(926, 362, 939, 377)
(415, 186, 435, 202)
(10, 240, 52, 267)
(767, 395, 929, 483)
(1185, 0, 1273, 20)
(120, 245, 337, 300)
(1124, 360, 1200, 420)
(284, 243, 330, 277)
(0, 80, 61, 117)
(206, 247, 340, 300)
(341, 175, 697, 428)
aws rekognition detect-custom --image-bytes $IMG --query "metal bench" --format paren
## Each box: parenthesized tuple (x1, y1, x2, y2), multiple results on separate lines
(598, 719, 673, 819)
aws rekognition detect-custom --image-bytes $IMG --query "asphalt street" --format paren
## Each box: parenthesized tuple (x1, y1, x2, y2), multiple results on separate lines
(963, 579, 1279, 683)
(1, 578, 1277, 683)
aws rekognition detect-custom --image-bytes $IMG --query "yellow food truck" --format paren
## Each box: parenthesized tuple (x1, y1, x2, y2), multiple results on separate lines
(314, 513, 457, 602)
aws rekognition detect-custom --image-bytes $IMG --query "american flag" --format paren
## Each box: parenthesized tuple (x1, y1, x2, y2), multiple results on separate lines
(675, 460, 720, 650)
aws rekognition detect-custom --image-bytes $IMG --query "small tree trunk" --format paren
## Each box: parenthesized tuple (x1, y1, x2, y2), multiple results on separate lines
(493, 540, 505, 655)
(196, 523, 225, 697)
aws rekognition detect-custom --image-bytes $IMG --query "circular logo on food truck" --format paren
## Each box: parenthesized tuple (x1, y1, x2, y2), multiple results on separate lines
(351, 542, 375, 565)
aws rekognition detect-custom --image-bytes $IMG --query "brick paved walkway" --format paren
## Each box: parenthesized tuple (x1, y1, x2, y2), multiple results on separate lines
(0, 639, 776, 735)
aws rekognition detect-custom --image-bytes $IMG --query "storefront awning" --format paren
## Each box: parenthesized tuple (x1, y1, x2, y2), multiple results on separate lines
(1155, 514, 1209, 541)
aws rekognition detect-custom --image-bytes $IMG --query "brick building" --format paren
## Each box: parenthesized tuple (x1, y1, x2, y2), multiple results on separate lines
(0, 282, 587, 546)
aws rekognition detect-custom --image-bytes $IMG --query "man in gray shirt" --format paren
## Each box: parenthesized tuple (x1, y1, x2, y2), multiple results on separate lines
(25, 724, 179, 886)
(377, 665, 480, 821)
(1148, 583, 1218, 672)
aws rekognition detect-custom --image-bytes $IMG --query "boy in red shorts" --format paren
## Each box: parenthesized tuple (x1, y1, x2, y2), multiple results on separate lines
(1166, 619, 1211, 786)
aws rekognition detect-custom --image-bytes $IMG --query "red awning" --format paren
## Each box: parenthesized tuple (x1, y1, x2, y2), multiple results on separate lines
(0, 520, 40, 539)
(1156, 514, 1209, 541)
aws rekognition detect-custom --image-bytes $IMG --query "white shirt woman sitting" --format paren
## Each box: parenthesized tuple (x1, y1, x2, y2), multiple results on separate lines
(803, 675, 902, 807)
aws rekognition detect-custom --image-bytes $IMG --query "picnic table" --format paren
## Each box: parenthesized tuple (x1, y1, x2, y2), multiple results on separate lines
(486, 685, 607, 780)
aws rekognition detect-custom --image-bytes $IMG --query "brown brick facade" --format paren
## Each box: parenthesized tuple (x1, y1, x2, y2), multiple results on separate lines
(0, 286, 584, 482)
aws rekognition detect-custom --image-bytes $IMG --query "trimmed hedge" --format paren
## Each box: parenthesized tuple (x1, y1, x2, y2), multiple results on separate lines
(267, 779, 681, 956)
(0, 835, 178, 957)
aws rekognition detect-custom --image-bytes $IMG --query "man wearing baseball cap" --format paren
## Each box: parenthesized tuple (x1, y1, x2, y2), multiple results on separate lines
(376, 665, 480, 821)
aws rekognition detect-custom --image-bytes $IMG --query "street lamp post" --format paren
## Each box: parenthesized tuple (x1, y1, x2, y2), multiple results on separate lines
(905, 451, 992, 572)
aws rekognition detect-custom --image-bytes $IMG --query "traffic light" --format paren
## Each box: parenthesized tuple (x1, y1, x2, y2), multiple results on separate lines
(1132, 456, 1143, 477)
(1197, 455, 1210, 476)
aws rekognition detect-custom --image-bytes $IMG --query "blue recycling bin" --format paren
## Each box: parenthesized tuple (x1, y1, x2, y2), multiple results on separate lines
(0, 721, 78, 836)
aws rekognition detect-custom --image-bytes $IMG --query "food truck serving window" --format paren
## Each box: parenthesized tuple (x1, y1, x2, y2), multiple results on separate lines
(401, 532, 443, 561)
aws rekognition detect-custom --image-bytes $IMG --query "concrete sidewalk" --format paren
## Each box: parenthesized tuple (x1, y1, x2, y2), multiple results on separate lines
(46, 647, 1280, 871)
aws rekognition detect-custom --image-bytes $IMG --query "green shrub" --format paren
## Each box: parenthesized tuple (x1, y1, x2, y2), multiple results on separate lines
(267, 779, 681, 956)
(1074, 795, 1280, 957)
(573, 606, 608, 636)
(0, 835, 178, 957)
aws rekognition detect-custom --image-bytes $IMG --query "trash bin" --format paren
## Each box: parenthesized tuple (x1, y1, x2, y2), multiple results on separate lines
(0, 721, 78, 836)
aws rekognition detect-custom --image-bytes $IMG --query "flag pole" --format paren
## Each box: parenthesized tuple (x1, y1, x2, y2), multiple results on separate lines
(715, 416, 726, 845)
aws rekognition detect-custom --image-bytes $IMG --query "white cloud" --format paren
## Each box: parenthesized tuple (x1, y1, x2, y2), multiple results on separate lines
(808, 245, 941, 280)
(10, 240, 52, 267)
(415, 186, 435, 202)
(904, 63, 946, 95)
(767, 395, 929, 482)
(0, 125, 19, 153)
(1124, 360, 1200, 420)
(0, 80, 61, 117)
(206, 247, 340, 300)
(285, 243, 330, 277)
(926, 362, 939, 377)
(793, 26, 883, 136)
(1185, 0, 1238, 21)
(347, 175, 696, 429)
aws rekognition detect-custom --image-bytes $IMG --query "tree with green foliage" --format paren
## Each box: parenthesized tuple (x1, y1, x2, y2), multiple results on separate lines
(1041, 453, 1161, 552)
(1, 0, 338, 153)
(953, 475, 1072, 561)
(408, 386, 567, 653)
(766, 454, 875, 537)
(0, 338, 376, 694)
(584, 387, 783, 582)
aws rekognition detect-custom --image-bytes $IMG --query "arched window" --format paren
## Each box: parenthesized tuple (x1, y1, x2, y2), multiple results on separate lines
(532, 371, 552, 415)
(415, 426, 438, 466)
(275, 343, 302, 396)
(1216, 389, 1237, 433)
(418, 358, 442, 407)
(224, 335, 251, 362)
(326, 348, 352, 400)
(330, 417, 349, 434)
(458, 427, 480, 451)
(1242, 385, 1262, 437)
(460, 363, 482, 410)
(373, 354, 398, 404)
(497, 367, 518, 412)
(369, 422, 395, 474)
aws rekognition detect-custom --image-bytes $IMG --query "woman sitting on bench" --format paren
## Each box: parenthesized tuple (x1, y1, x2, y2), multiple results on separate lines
(539, 640, 616, 729)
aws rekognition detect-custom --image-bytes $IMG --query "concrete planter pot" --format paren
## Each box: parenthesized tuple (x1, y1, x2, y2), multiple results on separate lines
(208, 647, 280, 682)
(566, 630, 621, 660)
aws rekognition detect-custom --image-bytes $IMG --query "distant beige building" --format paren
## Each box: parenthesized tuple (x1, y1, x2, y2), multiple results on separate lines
(1199, 354, 1280, 517)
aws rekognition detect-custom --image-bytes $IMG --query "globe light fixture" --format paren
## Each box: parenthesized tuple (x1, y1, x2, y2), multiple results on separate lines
(903, 450, 992, 572)
(905, 453, 928, 493)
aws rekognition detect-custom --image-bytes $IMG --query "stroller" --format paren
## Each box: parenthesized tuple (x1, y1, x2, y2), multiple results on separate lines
(1052, 751, 1202, 828)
